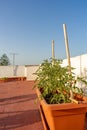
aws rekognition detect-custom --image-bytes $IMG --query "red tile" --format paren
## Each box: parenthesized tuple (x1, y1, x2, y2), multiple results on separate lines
(0, 81, 44, 130)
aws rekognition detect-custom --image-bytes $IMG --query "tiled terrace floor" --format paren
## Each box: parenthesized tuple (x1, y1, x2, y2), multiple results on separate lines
(0, 81, 87, 130)
(0, 81, 44, 130)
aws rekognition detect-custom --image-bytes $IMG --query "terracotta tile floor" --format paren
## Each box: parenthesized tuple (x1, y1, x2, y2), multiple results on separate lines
(0, 80, 87, 130)
(0, 81, 44, 130)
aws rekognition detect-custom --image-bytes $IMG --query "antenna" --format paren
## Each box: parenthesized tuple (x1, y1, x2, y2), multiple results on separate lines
(10, 53, 19, 76)
(10, 53, 18, 66)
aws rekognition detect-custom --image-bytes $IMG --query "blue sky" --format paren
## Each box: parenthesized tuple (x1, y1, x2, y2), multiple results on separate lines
(0, 0, 87, 65)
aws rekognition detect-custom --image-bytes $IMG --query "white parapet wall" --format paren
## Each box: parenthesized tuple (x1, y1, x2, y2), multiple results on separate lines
(63, 53, 87, 77)
(25, 65, 39, 80)
(0, 65, 25, 78)
(0, 54, 87, 81)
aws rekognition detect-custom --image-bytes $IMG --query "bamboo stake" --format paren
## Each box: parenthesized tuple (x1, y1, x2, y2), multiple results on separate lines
(69, 98, 79, 104)
(63, 24, 71, 73)
(52, 40, 55, 59)
(63, 24, 73, 99)
(69, 98, 87, 104)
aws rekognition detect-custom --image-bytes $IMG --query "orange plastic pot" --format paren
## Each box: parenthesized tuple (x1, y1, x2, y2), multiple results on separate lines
(36, 88, 87, 130)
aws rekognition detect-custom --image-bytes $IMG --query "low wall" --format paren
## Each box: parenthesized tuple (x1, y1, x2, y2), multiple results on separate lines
(0, 54, 87, 81)
(63, 54, 87, 77)
(0, 66, 25, 78)
(25, 65, 39, 80)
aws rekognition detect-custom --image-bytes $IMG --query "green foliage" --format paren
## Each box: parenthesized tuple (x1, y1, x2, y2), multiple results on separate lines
(0, 53, 10, 66)
(0, 77, 8, 80)
(34, 58, 86, 104)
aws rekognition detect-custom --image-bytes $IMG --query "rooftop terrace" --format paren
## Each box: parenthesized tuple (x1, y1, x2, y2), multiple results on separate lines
(0, 80, 87, 130)
(0, 81, 44, 130)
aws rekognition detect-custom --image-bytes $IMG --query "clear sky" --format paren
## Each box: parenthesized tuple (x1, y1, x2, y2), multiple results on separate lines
(0, 0, 87, 65)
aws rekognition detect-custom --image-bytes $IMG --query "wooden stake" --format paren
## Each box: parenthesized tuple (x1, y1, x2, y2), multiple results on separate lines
(69, 98, 79, 104)
(63, 24, 71, 73)
(52, 40, 55, 59)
